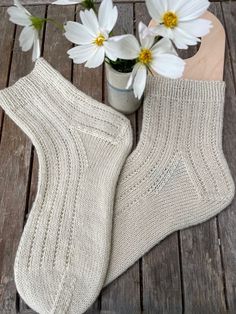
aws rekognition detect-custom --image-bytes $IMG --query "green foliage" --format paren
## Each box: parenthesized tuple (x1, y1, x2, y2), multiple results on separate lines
(30, 16, 44, 31)
(81, 0, 96, 11)
(107, 58, 136, 73)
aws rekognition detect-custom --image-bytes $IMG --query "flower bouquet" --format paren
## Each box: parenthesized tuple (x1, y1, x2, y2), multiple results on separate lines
(8, 0, 212, 113)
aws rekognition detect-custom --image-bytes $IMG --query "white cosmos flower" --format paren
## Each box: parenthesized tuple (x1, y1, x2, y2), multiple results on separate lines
(146, 0, 212, 49)
(53, 0, 82, 5)
(112, 22, 185, 99)
(64, 0, 119, 68)
(7, 0, 41, 61)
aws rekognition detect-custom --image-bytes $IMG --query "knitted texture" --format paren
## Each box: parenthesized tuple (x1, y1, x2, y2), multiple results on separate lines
(0, 58, 132, 313)
(105, 76, 235, 285)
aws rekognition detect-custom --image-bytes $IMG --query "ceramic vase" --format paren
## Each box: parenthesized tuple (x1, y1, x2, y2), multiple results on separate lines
(105, 63, 142, 114)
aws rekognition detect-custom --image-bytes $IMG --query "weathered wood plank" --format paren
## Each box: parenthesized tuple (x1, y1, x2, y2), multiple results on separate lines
(41, 4, 74, 75)
(0, 6, 46, 314)
(142, 234, 183, 313)
(20, 311, 37, 314)
(101, 3, 141, 314)
(134, 3, 183, 313)
(179, 3, 228, 313)
(180, 221, 226, 313)
(221, 1, 236, 86)
(0, 119, 31, 314)
(101, 268, 141, 314)
(217, 1, 236, 312)
(0, 7, 15, 142)
(218, 51, 236, 313)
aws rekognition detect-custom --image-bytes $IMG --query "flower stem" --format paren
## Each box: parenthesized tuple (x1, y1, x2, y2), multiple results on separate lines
(74, 2, 97, 18)
(147, 65, 154, 76)
(44, 18, 65, 32)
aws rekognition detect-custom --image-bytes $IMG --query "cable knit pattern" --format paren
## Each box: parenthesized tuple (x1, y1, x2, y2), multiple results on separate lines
(105, 76, 235, 285)
(0, 58, 132, 314)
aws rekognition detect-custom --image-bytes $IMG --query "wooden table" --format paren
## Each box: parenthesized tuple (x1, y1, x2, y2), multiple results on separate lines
(0, 1, 236, 313)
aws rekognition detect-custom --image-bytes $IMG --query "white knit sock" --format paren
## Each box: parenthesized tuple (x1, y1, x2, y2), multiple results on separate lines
(0, 58, 132, 313)
(105, 76, 235, 285)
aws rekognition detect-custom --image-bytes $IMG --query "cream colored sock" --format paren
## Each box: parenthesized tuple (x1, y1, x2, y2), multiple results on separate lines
(105, 76, 235, 285)
(0, 58, 132, 314)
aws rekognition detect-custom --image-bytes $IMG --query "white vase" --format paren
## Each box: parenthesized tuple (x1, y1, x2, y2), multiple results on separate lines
(105, 63, 142, 114)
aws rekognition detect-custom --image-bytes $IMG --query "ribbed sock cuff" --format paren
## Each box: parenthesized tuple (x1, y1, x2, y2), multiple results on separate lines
(0, 58, 130, 142)
(146, 76, 225, 103)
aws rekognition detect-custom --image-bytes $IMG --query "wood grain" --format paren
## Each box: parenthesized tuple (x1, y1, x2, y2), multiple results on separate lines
(217, 1, 236, 312)
(180, 221, 226, 313)
(0, 6, 46, 314)
(222, 1, 236, 83)
(218, 48, 236, 313)
(0, 7, 15, 142)
(142, 233, 183, 314)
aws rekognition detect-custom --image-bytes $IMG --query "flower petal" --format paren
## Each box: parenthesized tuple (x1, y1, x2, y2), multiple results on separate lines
(53, 0, 81, 4)
(98, 0, 118, 33)
(133, 64, 147, 99)
(151, 37, 176, 56)
(80, 9, 99, 37)
(151, 53, 185, 79)
(67, 44, 95, 63)
(145, 0, 165, 22)
(177, 0, 210, 21)
(32, 31, 41, 62)
(149, 25, 174, 40)
(64, 21, 94, 45)
(19, 26, 35, 51)
(166, 0, 184, 12)
(126, 62, 139, 88)
(7, 6, 31, 26)
(108, 34, 140, 60)
(172, 26, 200, 48)
(104, 40, 118, 61)
(14, 0, 31, 15)
(138, 22, 155, 49)
(85, 47, 105, 68)
(178, 18, 212, 38)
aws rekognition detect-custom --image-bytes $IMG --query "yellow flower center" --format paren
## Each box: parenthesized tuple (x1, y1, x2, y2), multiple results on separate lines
(138, 48, 152, 65)
(163, 11, 178, 28)
(94, 34, 105, 46)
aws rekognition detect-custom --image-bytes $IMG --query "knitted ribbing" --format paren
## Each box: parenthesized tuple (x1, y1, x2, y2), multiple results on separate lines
(105, 76, 235, 285)
(0, 58, 132, 313)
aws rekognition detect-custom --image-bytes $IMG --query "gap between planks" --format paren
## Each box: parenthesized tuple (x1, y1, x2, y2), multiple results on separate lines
(0, 0, 234, 7)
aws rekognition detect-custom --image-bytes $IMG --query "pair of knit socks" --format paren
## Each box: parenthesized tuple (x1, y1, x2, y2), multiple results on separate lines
(0, 58, 234, 313)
